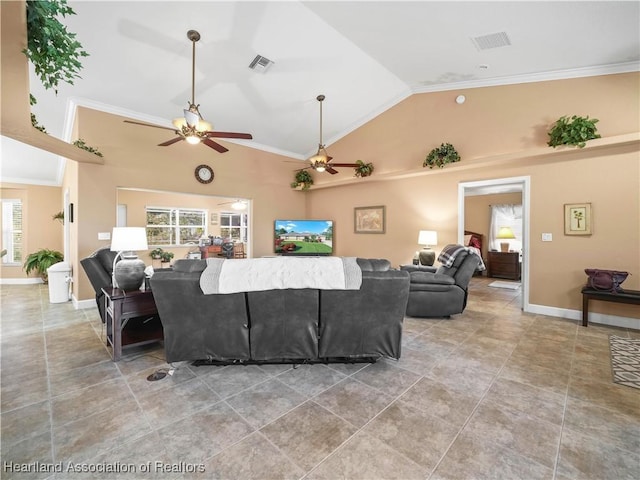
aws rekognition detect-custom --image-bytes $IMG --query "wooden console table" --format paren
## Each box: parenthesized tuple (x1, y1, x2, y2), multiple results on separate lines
(581, 287, 640, 327)
(102, 287, 163, 361)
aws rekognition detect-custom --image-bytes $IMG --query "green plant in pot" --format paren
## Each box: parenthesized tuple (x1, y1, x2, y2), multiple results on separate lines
(424, 143, 461, 169)
(291, 169, 314, 190)
(52, 211, 64, 224)
(149, 248, 164, 260)
(547, 115, 600, 148)
(160, 251, 174, 264)
(23, 249, 64, 283)
(354, 160, 374, 178)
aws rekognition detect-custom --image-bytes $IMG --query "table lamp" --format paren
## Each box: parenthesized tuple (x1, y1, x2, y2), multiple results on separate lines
(110, 227, 148, 291)
(417, 230, 438, 266)
(496, 226, 516, 252)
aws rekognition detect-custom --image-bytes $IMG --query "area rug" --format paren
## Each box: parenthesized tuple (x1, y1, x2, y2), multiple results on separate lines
(488, 281, 521, 290)
(609, 335, 640, 390)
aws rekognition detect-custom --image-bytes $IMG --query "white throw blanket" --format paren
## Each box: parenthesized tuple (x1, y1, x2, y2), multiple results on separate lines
(200, 257, 362, 294)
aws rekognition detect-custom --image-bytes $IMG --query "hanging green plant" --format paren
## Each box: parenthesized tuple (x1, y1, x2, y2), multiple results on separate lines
(291, 170, 314, 190)
(547, 115, 600, 149)
(23, 0, 89, 94)
(354, 160, 374, 178)
(424, 143, 461, 169)
(73, 139, 103, 157)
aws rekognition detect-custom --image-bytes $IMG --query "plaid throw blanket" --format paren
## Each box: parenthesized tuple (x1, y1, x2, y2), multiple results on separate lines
(438, 244, 486, 271)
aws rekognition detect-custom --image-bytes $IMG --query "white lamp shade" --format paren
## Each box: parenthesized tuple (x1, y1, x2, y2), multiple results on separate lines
(110, 227, 148, 252)
(418, 230, 438, 247)
(496, 226, 516, 239)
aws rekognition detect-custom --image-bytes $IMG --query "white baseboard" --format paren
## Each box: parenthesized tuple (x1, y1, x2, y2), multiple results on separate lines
(73, 296, 97, 310)
(527, 303, 640, 330)
(0, 278, 43, 285)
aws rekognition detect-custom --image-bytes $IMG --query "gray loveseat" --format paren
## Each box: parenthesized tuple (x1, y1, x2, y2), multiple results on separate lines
(150, 258, 410, 364)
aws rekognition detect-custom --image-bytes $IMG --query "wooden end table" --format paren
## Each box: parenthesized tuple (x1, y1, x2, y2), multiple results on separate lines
(102, 287, 163, 361)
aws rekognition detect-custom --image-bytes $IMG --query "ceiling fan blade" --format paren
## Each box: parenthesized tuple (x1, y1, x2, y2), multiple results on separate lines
(124, 120, 175, 132)
(203, 138, 229, 153)
(329, 163, 360, 168)
(205, 132, 253, 140)
(325, 166, 339, 174)
(158, 137, 184, 147)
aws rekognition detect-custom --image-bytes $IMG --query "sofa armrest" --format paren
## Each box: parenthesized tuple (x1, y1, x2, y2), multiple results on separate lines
(400, 264, 438, 274)
(409, 272, 455, 285)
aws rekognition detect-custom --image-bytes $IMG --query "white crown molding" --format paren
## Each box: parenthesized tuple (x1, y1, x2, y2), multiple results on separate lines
(411, 62, 640, 94)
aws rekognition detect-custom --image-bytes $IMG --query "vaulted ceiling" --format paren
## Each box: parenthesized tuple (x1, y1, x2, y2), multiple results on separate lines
(2, 1, 638, 185)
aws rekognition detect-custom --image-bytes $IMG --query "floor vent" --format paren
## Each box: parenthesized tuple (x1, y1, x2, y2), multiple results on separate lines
(471, 31, 511, 51)
(249, 54, 274, 73)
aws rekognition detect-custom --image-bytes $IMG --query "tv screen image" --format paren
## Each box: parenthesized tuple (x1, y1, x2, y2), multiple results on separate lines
(274, 219, 333, 255)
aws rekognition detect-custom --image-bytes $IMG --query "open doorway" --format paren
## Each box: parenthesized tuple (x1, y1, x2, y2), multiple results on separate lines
(458, 176, 531, 312)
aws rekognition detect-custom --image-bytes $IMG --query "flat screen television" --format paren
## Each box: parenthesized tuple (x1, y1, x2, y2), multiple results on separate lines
(274, 219, 333, 256)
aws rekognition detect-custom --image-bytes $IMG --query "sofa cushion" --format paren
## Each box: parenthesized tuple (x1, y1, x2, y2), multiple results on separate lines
(357, 258, 390, 272)
(96, 248, 118, 274)
(173, 259, 207, 273)
(410, 272, 455, 285)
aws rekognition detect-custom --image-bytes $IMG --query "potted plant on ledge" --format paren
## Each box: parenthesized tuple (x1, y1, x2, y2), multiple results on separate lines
(424, 143, 461, 169)
(547, 115, 600, 149)
(291, 170, 314, 190)
(354, 160, 374, 178)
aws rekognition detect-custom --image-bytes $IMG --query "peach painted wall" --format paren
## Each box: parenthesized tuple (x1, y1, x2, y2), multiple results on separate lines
(0, 184, 63, 280)
(305, 73, 639, 319)
(71, 107, 308, 301)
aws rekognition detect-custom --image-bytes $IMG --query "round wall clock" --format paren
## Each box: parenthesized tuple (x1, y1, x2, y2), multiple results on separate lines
(195, 164, 214, 184)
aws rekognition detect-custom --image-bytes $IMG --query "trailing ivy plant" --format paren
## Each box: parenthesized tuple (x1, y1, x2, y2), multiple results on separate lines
(423, 143, 461, 169)
(30, 94, 47, 133)
(547, 115, 600, 149)
(23, 0, 89, 94)
(291, 170, 314, 190)
(73, 138, 103, 157)
(354, 160, 374, 178)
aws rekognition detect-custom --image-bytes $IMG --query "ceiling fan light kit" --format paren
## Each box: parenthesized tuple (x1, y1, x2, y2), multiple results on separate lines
(124, 29, 252, 153)
(305, 94, 361, 175)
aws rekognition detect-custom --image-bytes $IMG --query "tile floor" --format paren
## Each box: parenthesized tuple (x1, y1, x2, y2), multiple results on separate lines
(1, 278, 639, 480)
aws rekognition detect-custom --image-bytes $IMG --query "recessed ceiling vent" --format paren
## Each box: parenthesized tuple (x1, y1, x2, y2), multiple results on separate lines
(249, 54, 274, 73)
(471, 31, 511, 51)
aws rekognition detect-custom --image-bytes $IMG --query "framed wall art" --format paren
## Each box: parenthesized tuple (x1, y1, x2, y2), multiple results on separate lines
(354, 205, 386, 234)
(564, 203, 592, 235)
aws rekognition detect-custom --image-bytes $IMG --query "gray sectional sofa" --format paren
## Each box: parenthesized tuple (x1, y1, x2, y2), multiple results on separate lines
(150, 257, 410, 364)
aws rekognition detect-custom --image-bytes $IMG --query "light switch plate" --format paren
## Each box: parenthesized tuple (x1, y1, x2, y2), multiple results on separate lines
(98, 232, 111, 240)
(541, 233, 552, 242)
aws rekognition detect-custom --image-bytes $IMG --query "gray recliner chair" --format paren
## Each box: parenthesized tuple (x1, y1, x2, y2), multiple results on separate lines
(400, 246, 481, 317)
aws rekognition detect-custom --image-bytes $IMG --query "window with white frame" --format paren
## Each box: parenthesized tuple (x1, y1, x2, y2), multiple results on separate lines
(2, 199, 23, 264)
(146, 207, 206, 246)
(220, 212, 247, 242)
(489, 204, 523, 252)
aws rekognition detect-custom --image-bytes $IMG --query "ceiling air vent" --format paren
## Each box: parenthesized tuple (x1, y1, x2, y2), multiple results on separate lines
(248, 54, 274, 73)
(471, 31, 511, 51)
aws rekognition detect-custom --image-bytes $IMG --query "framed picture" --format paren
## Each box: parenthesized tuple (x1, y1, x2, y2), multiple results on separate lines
(354, 205, 386, 234)
(564, 203, 592, 235)
(210, 213, 219, 225)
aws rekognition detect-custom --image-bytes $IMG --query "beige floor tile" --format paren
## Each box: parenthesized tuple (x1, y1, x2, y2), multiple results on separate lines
(260, 400, 357, 471)
(203, 432, 304, 480)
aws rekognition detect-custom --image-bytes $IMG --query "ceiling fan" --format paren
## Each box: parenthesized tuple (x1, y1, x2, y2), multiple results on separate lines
(304, 94, 360, 174)
(124, 30, 252, 153)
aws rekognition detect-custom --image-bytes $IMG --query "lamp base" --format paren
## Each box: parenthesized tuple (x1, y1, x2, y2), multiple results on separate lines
(114, 255, 145, 291)
(500, 242, 509, 253)
(418, 249, 435, 266)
